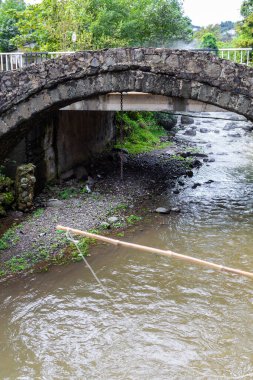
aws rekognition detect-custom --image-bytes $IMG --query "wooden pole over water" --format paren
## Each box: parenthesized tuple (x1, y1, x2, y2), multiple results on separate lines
(57, 225, 253, 280)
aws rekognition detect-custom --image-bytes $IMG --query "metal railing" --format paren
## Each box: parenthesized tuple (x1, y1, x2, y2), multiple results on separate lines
(0, 48, 252, 72)
(0, 51, 74, 71)
(219, 48, 252, 65)
(193, 48, 252, 66)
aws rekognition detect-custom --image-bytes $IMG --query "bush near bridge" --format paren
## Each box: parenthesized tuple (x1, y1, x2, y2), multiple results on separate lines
(114, 111, 175, 154)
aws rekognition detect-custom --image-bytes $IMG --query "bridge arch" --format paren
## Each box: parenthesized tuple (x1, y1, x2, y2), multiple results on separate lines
(0, 47, 253, 159)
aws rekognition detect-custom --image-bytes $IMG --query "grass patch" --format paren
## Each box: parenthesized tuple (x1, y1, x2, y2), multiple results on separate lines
(0, 224, 22, 251)
(33, 208, 44, 218)
(115, 112, 172, 154)
(126, 214, 142, 224)
(58, 188, 78, 200)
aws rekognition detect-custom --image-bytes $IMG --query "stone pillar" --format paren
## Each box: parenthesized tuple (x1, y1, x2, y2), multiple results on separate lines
(15, 164, 36, 212)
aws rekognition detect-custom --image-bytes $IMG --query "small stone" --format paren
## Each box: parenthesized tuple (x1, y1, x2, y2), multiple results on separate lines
(200, 128, 209, 133)
(155, 207, 170, 214)
(181, 115, 194, 125)
(47, 199, 64, 207)
(184, 128, 196, 136)
(171, 207, 180, 213)
(208, 158, 215, 162)
(228, 131, 241, 138)
(223, 122, 237, 131)
(192, 183, 201, 189)
(108, 216, 119, 224)
(186, 170, 194, 177)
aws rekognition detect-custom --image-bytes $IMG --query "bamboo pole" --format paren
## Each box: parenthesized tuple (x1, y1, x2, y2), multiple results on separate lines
(57, 225, 253, 280)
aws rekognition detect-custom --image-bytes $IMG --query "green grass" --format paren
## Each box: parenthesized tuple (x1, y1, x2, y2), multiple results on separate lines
(58, 188, 78, 200)
(33, 208, 44, 218)
(0, 224, 22, 251)
(115, 112, 172, 154)
(126, 214, 142, 224)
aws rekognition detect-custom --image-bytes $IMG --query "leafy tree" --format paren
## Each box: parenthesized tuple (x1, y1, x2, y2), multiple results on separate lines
(241, 0, 253, 18)
(12, 0, 192, 51)
(0, 0, 25, 52)
(201, 33, 218, 50)
(194, 24, 221, 44)
(233, 0, 253, 47)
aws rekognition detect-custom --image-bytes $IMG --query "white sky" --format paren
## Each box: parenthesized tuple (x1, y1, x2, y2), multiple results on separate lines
(183, 0, 243, 26)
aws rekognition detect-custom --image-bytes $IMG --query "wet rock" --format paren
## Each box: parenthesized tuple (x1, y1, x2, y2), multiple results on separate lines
(205, 180, 214, 184)
(192, 159, 202, 168)
(223, 122, 237, 131)
(155, 207, 170, 214)
(242, 122, 253, 132)
(228, 131, 241, 138)
(171, 207, 181, 213)
(206, 143, 212, 148)
(108, 216, 119, 224)
(184, 128, 196, 136)
(208, 158, 215, 162)
(214, 130, 220, 134)
(200, 128, 209, 133)
(192, 183, 201, 189)
(178, 180, 185, 186)
(155, 113, 177, 131)
(186, 170, 194, 177)
(181, 115, 194, 125)
(8, 210, 23, 218)
(173, 189, 180, 194)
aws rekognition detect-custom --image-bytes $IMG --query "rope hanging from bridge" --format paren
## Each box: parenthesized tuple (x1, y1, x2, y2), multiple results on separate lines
(57, 225, 253, 281)
(119, 92, 124, 181)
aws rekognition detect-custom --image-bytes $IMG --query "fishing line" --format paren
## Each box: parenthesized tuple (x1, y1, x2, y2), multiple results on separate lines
(65, 229, 128, 319)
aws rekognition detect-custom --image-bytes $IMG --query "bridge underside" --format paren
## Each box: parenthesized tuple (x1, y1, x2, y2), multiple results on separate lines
(62, 93, 227, 113)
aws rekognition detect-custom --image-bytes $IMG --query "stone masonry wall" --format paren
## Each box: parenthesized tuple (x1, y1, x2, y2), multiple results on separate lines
(1, 48, 253, 160)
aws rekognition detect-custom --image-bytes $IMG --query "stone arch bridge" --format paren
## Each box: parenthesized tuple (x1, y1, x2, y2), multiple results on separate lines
(0, 47, 253, 162)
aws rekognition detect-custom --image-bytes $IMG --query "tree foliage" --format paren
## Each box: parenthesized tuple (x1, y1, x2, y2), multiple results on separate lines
(9, 0, 192, 51)
(0, 0, 25, 52)
(241, 0, 253, 18)
(234, 0, 253, 47)
(200, 33, 218, 50)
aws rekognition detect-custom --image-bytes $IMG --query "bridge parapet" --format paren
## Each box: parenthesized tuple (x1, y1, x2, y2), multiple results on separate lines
(0, 48, 251, 72)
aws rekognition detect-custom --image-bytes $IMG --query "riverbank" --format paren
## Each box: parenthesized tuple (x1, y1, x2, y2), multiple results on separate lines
(0, 135, 202, 282)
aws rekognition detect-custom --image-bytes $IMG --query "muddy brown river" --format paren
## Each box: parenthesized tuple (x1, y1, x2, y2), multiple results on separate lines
(1, 113, 253, 379)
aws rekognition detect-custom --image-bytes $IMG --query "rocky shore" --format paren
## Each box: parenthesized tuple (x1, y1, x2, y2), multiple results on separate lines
(0, 135, 202, 280)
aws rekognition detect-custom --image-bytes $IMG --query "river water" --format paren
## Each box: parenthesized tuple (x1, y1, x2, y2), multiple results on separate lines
(1, 113, 253, 379)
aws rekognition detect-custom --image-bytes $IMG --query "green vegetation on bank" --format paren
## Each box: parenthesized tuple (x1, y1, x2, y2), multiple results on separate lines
(115, 112, 173, 154)
(0, 200, 143, 278)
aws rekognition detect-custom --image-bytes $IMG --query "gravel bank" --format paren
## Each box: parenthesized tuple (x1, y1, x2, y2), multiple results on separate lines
(0, 141, 198, 276)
